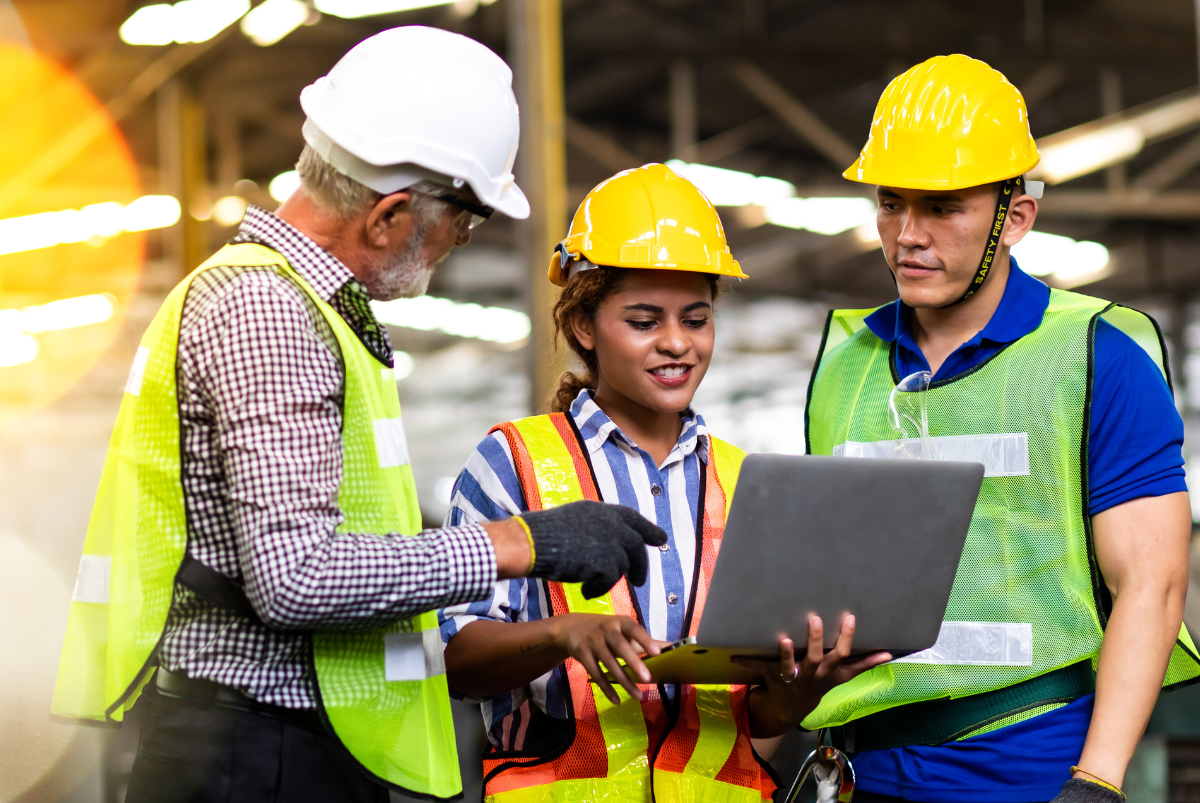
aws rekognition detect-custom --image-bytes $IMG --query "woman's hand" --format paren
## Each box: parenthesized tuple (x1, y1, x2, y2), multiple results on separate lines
(551, 613, 669, 704)
(735, 614, 892, 739)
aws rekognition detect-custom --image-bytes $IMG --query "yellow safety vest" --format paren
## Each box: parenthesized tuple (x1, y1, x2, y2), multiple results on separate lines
(482, 413, 777, 802)
(52, 243, 461, 800)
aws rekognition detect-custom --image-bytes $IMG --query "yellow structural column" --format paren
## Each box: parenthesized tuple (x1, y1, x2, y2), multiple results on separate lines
(510, 0, 568, 413)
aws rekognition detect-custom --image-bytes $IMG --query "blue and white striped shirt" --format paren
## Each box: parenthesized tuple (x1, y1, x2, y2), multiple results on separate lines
(439, 389, 711, 750)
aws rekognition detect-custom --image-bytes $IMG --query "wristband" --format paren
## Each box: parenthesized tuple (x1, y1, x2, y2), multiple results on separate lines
(1070, 767, 1125, 800)
(512, 515, 536, 575)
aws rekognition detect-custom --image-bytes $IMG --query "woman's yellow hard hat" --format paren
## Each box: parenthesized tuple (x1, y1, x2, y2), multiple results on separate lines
(844, 54, 1040, 191)
(548, 162, 747, 286)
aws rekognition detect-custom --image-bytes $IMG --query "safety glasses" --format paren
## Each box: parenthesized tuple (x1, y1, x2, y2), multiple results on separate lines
(888, 370, 932, 460)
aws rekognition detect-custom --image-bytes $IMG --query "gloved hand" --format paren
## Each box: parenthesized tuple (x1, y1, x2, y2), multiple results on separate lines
(1050, 778, 1125, 803)
(519, 501, 668, 598)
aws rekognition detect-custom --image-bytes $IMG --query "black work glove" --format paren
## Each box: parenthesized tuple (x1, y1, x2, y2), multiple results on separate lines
(1050, 779, 1124, 803)
(520, 501, 668, 599)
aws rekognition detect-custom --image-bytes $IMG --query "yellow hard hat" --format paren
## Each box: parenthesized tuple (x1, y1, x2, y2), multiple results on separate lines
(844, 54, 1040, 191)
(548, 163, 747, 286)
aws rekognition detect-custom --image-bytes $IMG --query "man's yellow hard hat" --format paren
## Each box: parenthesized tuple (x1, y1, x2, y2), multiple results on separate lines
(844, 54, 1040, 191)
(548, 162, 747, 286)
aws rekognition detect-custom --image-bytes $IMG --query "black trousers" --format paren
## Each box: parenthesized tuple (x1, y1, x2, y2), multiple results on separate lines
(125, 688, 389, 803)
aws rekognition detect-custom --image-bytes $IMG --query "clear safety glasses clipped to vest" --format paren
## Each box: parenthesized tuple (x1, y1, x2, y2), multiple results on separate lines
(888, 370, 933, 460)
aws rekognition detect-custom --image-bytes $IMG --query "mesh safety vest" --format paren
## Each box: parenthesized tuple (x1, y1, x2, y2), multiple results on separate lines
(482, 413, 776, 803)
(51, 243, 461, 800)
(803, 289, 1200, 732)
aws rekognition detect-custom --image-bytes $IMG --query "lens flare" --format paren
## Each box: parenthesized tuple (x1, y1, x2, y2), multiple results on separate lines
(0, 43, 144, 425)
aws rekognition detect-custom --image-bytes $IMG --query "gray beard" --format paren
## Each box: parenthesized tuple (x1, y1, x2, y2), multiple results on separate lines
(363, 229, 436, 301)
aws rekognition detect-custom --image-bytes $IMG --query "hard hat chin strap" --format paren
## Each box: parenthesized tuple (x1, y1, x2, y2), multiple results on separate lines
(939, 176, 1022, 309)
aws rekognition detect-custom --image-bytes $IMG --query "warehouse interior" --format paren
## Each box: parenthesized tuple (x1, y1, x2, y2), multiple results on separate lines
(5, 0, 1200, 801)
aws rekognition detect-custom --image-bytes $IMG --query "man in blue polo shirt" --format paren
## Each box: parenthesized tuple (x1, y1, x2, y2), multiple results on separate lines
(802, 55, 1198, 802)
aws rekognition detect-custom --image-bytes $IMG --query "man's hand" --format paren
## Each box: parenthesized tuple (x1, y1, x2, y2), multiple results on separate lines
(1050, 778, 1124, 803)
(520, 501, 668, 598)
(734, 615, 892, 738)
(550, 613, 669, 703)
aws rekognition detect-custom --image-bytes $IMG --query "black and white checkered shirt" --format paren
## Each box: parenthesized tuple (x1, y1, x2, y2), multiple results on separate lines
(157, 205, 496, 708)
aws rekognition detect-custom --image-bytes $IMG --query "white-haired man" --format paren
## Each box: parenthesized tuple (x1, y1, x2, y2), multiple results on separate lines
(53, 27, 667, 803)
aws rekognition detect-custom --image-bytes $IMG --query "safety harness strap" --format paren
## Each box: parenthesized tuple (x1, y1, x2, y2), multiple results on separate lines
(832, 659, 1094, 751)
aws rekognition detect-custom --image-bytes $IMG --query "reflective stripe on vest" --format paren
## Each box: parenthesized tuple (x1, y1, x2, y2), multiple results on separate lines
(803, 289, 1200, 731)
(51, 243, 461, 800)
(481, 414, 772, 803)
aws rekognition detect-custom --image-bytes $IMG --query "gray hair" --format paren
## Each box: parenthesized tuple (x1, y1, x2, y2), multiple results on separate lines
(295, 144, 448, 224)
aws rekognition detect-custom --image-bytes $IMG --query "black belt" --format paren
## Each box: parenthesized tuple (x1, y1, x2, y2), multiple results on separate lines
(831, 660, 1095, 752)
(155, 668, 325, 733)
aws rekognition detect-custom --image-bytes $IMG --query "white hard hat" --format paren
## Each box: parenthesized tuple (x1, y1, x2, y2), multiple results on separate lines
(300, 26, 530, 220)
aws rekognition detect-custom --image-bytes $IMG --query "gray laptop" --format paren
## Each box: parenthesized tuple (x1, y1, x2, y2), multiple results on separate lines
(608, 453, 983, 685)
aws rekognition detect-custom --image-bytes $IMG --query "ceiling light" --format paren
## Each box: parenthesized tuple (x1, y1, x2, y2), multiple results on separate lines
(761, 197, 875, 235)
(120, 4, 176, 45)
(269, 170, 301, 202)
(119, 0, 249, 46)
(372, 296, 530, 344)
(0, 294, 117, 368)
(1011, 231, 1110, 287)
(0, 196, 180, 258)
(241, 0, 309, 45)
(314, 0, 455, 18)
(1030, 90, 1200, 185)
(665, 160, 795, 207)
(0, 334, 37, 368)
(1033, 125, 1144, 186)
(212, 195, 248, 227)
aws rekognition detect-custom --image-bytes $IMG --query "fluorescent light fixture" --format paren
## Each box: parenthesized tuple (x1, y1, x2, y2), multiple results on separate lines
(241, 0, 309, 45)
(761, 197, 875, 235)
(0, 293, 117, 368)
(665, 160, 795, 207)
(0, 334, 38, 368)
(1011, 231, 1111, 287)
(392, 350, 414, 379)
(0, 196, 180, 257)
(120, 0, 249, 46)
(372, 296, 531, 344)
(1034, 125, 1144, 186)
(23, 294, 116, 333)
(212, 195, 248, 227)
(120, 4, 176, 45)
(269, 170, 301, 202)
(1030, 90, 1200, 185)
(314, 0, 454, 18)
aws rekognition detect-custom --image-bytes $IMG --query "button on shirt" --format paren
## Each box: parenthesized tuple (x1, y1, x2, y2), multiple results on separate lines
(438, 389, 709, 751)
(158, 206, 496, 709)
(852, 261, 1187, 802)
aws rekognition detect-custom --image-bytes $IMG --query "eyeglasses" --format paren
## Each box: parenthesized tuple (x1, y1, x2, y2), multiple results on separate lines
(429, 192, 494, 230)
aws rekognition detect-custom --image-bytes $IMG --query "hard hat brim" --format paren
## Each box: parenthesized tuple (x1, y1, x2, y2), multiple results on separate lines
(842, 153, 1042, 192)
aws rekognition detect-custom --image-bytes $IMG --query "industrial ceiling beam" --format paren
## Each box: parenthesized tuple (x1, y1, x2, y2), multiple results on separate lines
(1032, 190, 1200, 218)
(1133, 132, 1200, 192)
(730, 61, 859, 170)
(564, 117, 641, 172)
(694, 115, 780, 164)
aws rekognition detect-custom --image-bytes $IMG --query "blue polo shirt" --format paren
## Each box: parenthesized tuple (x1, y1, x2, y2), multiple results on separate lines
(849, 261, 1187, 802)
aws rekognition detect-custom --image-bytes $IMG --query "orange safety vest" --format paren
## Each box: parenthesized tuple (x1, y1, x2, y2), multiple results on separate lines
(480, 413, 776, 803)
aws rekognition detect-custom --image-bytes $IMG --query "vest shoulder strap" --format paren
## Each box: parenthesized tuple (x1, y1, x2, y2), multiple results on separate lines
(825, 307, 886, 354)
(707, 436, 745, 519)
(196, 242, 289, 272)
(1049, 288, 1171, 386)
